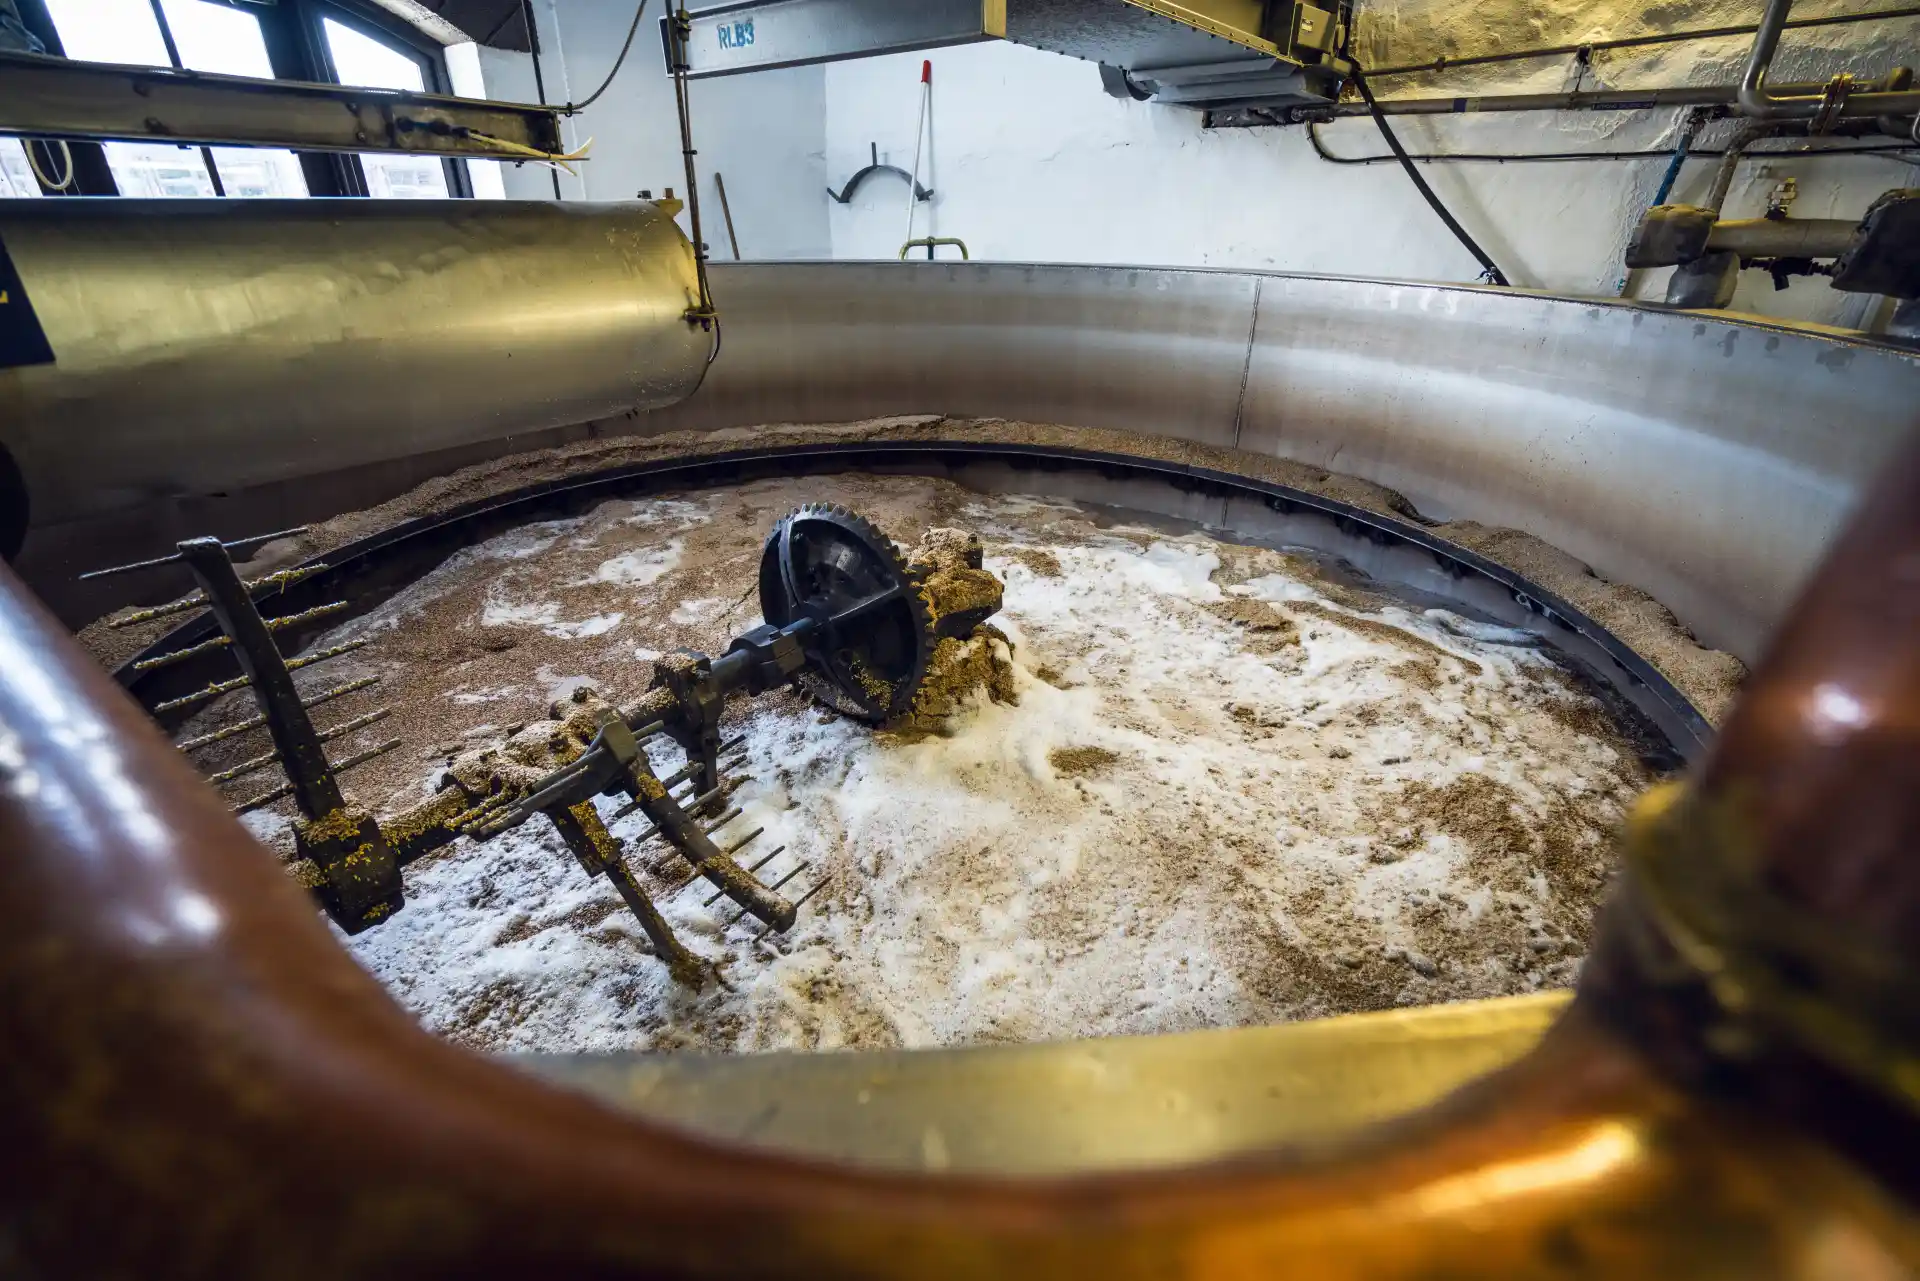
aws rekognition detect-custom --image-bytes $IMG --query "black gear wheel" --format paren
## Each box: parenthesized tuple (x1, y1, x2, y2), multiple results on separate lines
(758, 503, 934, 723)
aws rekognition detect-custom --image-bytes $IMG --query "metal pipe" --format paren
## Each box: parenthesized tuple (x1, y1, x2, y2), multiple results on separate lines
(1705, 216, 1858, 259)
(1331, 75, 1913, 119)
(1740, 0, 1920, 121)
(1650, 111, 1705, 208)
(1331, 85, 1740, 117)
(0, 51, 568, 161)
(0, 200, 708, 532)
(1705, 122, 1784, 212)
(1302, 123, 1918, 166)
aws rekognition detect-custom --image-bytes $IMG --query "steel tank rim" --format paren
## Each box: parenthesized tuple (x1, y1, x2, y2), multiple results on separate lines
(112, 438, 1713, 761)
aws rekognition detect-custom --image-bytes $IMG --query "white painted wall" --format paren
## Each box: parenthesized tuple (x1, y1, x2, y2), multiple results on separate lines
(479, 0, 830, 258)
(821, 2, 1920, 325)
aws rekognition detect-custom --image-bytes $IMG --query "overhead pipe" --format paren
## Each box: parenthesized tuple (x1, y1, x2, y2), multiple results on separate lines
(1703, 121, 1792, 213)
(1705, 216, 1859, 259)
(1329, 74, 1913, 119)
(1741, 0, 1920, 121)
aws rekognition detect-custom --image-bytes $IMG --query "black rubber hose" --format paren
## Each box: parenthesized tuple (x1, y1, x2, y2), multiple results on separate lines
(0, 441, 26, 563)
(1350, 67, 1512, 287)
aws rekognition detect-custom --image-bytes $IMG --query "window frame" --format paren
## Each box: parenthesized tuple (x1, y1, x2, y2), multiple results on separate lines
(296, 0, 474, 199)
(13, 0, 477, 200)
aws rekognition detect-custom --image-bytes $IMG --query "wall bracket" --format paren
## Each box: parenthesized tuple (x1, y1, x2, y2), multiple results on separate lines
(829, 141, 932, 204)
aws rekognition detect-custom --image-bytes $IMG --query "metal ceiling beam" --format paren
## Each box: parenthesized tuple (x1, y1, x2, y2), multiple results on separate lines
(671, 0, 1344, 110)
(672, 0, 1004, 78)
(0, 51, 564, 159)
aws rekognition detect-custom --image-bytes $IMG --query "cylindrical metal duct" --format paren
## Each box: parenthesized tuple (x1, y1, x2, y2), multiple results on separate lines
(0, 199, 709, 532)
(1706, 216, 1859, 259)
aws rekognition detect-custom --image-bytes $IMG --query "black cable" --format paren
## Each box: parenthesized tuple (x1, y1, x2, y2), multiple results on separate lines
(561, 0, 649, 115)
(1349, 67, 1510, 287)
(1307, 123, 1920, 166)
(519, 0, 562, 199)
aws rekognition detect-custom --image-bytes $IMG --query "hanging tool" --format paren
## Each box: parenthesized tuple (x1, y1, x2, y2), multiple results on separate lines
(714, 171, 742, 259)
(903, 59, 932, 253)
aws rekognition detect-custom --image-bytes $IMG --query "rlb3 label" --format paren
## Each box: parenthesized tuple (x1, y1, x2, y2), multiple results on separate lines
(716, 18, 754, 50)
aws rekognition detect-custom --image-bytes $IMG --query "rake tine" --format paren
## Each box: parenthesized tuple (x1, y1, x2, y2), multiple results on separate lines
(446, 792, 511, 832)
(178, 676, 382, 752)
(263, 600, 352, 633)
(612, 782, 721, 824)
(664, 828, 765, 898)
(661, 760, 704, 791)
(284, 638, 371, 673)
(155, 674, 253, 715)
(329, 737, 402, 777)
(316, 707, 394, 743)
(158, 645, 359, 713)
(757, 877, 830, 941)
(727, 861, 808, 927)
(177, 713, 270, 752)
(132, 632, 233, 673)
(78, 527, 310, 581)
(232, 781, 292, 816)
(218, 709, 394, 784)
(107, 594, 208, 629)
(208, 748, 281, 786)
(704, 844, 783, 906)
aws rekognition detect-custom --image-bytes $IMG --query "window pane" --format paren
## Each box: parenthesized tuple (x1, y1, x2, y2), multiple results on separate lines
(159, 0, 309, 197)
(204, 147, 309, 198)
(43, 0, 171, 64)
(159, 0, 273, 76)
(44, 0, 221, 197)
(0, 139, 49, 198)
(323, 17, 450, 199)
(102, 141, 219, 197)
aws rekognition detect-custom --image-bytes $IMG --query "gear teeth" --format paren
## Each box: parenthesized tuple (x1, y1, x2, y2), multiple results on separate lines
(758, 504, 936, 724)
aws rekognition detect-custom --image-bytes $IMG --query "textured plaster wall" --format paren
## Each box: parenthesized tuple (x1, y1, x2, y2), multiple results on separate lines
(821, 0, 1919, 323)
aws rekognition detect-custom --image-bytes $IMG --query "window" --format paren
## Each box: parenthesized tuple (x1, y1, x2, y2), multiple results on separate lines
(16, 0, 472, 200)
(41, 0, 218, 195)
(321, 16, 449, 199)
(0, 139, 47, 198)
(159, 0, 309, 197)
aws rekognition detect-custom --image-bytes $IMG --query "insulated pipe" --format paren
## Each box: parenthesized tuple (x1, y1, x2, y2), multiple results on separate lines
(1705, 216, 1859, 260)
(0, 199, 710, 532)
(1741, 0, 1920, 121)
(1704, 122, 1788, 213)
